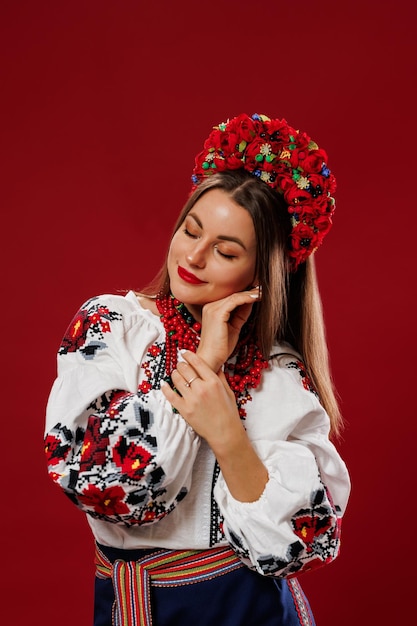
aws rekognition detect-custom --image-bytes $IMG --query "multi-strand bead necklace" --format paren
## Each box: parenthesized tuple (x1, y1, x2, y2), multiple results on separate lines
(156, 293, 268, 418)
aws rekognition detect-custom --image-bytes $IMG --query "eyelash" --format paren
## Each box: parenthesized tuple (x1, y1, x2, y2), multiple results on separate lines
(183, 228, 236, 260)
(183, 227, 197, 239)
(214, 245, 236, 260)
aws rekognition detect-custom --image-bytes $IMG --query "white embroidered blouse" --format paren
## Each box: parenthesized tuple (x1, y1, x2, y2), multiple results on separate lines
(45, 291, 350, 578)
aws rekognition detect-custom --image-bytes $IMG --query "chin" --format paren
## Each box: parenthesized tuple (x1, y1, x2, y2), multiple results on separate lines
(170, 282, 202, 303)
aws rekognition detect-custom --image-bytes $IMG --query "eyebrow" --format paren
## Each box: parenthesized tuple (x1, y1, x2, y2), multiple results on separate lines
(188, 212, 248, 250)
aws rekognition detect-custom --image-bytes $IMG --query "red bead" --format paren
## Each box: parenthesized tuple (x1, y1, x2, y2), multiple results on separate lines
(156, 294, 268, 416)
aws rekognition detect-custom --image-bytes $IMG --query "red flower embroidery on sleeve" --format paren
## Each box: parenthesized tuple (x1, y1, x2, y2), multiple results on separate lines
(45, 433, 71, 466)
(78, 484, 130, 516)
(112, 438, 153, 480)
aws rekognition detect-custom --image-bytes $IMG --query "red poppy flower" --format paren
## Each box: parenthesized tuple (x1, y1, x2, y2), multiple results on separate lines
(44, 433, 70, 466)
(292, 512, 333, 550)
(78, 484, 129, 516)
(113, 438, 153, 480)
(139, 380, 152, 393)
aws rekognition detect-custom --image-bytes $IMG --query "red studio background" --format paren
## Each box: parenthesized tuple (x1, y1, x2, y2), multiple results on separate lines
(1, 1, 416, 623)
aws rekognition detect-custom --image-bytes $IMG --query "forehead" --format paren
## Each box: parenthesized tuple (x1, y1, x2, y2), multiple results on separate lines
(187, 189, 256, 243)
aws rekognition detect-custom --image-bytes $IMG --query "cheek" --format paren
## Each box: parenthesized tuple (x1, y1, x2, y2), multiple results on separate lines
(221, 263, 256, 291)
(239, 258, 257, 285)
(166, 245, 178, 280)
(167, 236, 180, 261)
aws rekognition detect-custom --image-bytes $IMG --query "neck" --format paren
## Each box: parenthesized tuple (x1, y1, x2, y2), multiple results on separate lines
(183, 303, 202, 324)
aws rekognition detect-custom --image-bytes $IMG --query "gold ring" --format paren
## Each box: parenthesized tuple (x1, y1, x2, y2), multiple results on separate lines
(185, 376, 199, 387)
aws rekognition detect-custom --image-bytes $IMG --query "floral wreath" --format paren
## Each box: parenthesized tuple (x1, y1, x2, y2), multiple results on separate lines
(191, 113, 336, 270)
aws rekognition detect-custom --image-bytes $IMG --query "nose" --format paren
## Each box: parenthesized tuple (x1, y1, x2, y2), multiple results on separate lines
(186, 241, 207, 268)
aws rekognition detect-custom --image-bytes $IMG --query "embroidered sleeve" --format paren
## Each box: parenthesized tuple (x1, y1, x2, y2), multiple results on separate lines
(45, 295, 200, 526)
(214, 363, 350, 579)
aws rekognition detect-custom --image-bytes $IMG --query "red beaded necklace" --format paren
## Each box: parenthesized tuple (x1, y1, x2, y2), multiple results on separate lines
(156, 293, 268, 418)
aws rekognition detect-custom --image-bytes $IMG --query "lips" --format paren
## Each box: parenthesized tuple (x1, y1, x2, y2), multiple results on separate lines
(177, 266, 206, 285)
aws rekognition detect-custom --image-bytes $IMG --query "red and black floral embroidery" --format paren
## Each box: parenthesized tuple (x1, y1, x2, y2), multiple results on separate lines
(292, 487, 336, 551)
(138, 338, 226, 544)
(45, 429, 72, 467)
(59, 298, 122, 357)
(78, 484, 130, 517)
(46, 299, 189, 526)
(286, 360, 318, 397)
(227, 481, 341, 578)
(113, 438, 153, 481)
(139, 342, 168, 396)
(79, 415, 109, 472)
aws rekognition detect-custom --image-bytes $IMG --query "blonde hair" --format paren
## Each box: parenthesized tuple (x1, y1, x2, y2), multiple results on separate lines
(141, 171, 343, 438)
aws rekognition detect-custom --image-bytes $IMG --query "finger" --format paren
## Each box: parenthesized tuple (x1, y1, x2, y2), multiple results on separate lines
(205, 288, 261, 314)
(233, 286, 262, 302)
(250, 285, 262, 299)
(171, 368, 188, 389)
(224, 288, 262, 309)
(160, 380, 179, 402)
(228, 288, 261, 328)
(179, 350, 213, 379)
(230, 302, 253, 328)
(176, 361, 198, 384)
(171, 368, 199, 395)
(160, 380, 184, 413)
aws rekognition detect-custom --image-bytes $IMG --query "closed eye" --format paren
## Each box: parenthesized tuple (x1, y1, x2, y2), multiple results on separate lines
(214, 245, 236, 260)
(183, 227, 198, 239)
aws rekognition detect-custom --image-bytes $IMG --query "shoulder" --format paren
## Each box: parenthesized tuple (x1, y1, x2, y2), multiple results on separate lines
(267, 343, 318, 399)
(64, 291, 138, 334)
(246, 343, 328, 436)
(59, 291, 161, 356)
(69, 291, 158, 325)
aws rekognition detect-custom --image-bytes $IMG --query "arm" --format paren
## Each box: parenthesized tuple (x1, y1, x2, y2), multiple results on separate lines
(162, 329, 350, 578)
(162, 354, 268, 502)
(215, 365, 351, 578)
(45, 294, 200, 526)
(161, 287, 268, 502)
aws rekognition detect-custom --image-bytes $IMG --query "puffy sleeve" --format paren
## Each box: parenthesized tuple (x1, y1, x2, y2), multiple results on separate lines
(44, 293, 200, 526)
(214, 356, 351, 578)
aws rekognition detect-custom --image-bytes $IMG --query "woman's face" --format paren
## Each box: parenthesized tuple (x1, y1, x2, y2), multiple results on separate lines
(167, 188, 257, 320)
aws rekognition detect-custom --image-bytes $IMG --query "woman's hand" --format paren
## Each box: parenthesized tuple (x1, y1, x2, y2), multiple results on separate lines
(196, 286, 261, 372)
(161, 350, 268, 502)
(163, 351, 243, 451)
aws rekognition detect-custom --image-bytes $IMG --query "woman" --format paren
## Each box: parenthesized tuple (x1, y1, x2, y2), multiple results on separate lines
(45, 113, 350, 625)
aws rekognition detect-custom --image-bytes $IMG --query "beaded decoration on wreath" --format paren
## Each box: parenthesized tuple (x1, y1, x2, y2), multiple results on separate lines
(156, 293, 268, 418)
(191, 113, 337, 270)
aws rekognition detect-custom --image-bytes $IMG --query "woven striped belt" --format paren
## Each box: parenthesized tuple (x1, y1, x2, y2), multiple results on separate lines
(95, 544, 244, 626)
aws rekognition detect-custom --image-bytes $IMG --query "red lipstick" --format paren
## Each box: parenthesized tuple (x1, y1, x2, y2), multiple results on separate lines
(177, 266, 206, 285)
